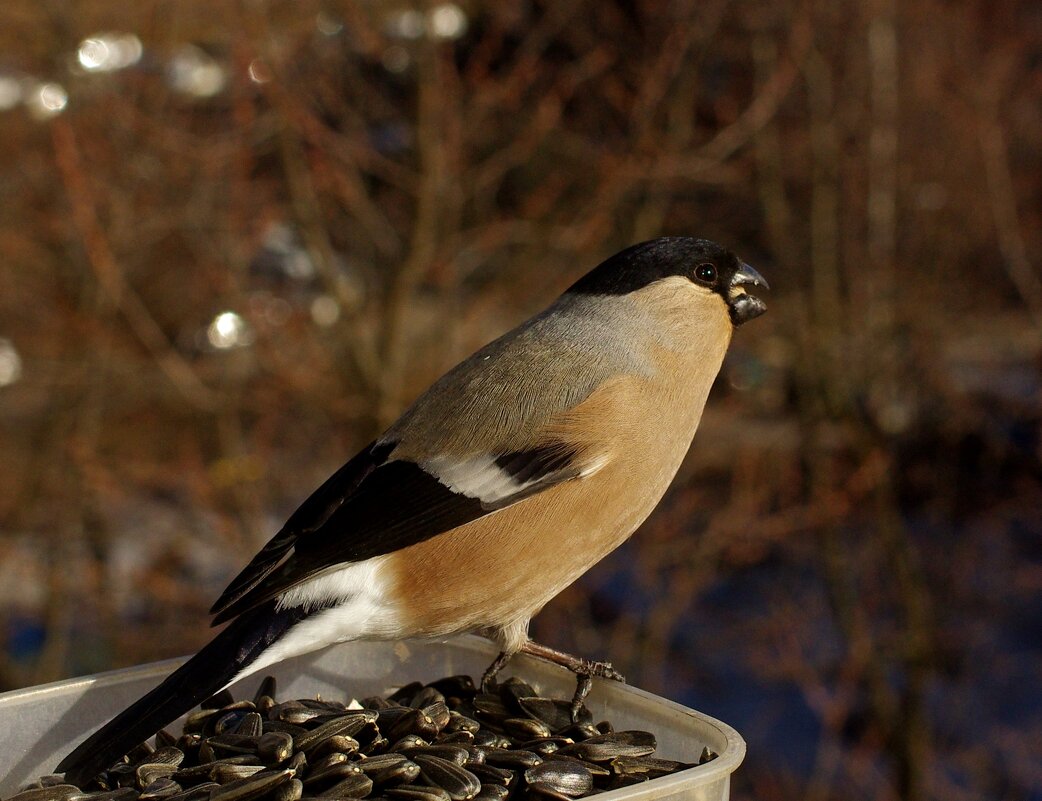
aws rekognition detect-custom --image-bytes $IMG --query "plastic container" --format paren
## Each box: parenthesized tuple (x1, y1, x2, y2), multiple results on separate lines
(0, 636, 744, 800)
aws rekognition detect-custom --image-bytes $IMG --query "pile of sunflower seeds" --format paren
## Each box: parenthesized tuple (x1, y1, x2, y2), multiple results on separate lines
(11, 674, 718, 801)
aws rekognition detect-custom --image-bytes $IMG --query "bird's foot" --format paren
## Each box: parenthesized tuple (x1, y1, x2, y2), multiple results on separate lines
(519, 640, 626, 721)
(480, 650, 514, 693)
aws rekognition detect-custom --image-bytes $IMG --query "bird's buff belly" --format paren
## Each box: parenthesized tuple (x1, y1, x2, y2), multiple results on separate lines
(387, 451, 683, 645)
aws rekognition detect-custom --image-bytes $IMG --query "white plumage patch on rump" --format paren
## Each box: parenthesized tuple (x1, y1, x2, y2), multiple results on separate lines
(274, 555, 393, 613)
(226, 555, 402, 686)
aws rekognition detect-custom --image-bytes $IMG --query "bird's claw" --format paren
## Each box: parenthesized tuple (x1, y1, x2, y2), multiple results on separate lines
(569, 658, 626, 720)
(577, 658, 625, 683)
(483, 641, 626, 721)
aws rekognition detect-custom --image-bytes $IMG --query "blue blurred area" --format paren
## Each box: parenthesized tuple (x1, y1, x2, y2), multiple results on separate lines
(5, 616, 45, 665)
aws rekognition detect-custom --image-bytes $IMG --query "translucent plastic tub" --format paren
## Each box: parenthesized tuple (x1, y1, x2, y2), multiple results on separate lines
(0, 636, 745, 800)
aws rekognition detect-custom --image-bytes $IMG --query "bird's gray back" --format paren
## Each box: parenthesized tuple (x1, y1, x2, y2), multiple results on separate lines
(383, 293, 652, 458)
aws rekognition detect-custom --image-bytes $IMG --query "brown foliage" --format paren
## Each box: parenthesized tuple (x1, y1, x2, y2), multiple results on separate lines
(0, 1, 1040, 799)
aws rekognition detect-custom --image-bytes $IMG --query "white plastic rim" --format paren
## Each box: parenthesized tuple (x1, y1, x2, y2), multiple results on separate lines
(0, 636, 745, 800)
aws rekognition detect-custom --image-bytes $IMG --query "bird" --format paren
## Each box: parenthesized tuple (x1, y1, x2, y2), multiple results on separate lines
(57, 236, 767, 786)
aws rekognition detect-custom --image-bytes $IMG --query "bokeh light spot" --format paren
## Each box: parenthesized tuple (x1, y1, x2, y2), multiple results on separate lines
(29, 83, 68, 119)
(387, 10, 425, 40)
(77, 33, 143, 72)
(310, 295, 341, 328)
(316, 13, 343, 37)
(168, 45, 226, 98)
(428, 4, 468, 40)
(207, 311, 250, 349)
(0, 339, 23, 387)
(248, 59, 271, 84)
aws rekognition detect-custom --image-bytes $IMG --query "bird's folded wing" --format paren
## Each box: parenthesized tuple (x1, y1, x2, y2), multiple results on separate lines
(209, 440, 392, 622)
(209, 437, 607, 624)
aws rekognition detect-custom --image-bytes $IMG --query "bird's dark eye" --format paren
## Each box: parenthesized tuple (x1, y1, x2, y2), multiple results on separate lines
(694, 263, 718, 286)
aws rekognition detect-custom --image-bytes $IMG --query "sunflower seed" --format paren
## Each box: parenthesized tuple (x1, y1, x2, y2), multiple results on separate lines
(210, 764, 265, 784)
(207, 734, 259, 756)
(387, 734, 428, 753)
(540, 754, 610, 778)
(201, 691, 235, 710)
(209, 769, 293, 801)
(315, 772, 373, 799)
(434, 731, 473, 746)
(502, 718, 552, 740)
(525, 783, 573, 801)
(49, 669, 699, 801)
(554, 723, 600, 743)
(388, 682, 424, 705)
(470, 696, 509, 719)
(269, 778, 303, 801)
(482, 749, 542, 770)
(138, 778, 181, 800)
(386, 786, 451, 801)
(233, 713, 264, 738)
(407, 687, 445, 710)
(420, 702, 451, 732)
(610, 755, 696, 777)
(6, 785, 83, 801)
(443, 713, 480, 735)
(524, 760, 593, 797)
(463, 763, 513, 787)
(399, 745, 470, 766)
(294, 715, 373, 752)
(252, 676, 277, 706)
(603, 773, 650, 790)
(469, 731, 504, 749)
(358, 754, 420, 787)
(302, 754, 361, 787)
(270, 702, 323, 725)
(411, 755, 480, 801)
(519, 737, 571, 756)
(472, 786, 509, 801)
(81, 789, 139, 801)
(262, 721, 309, 739)
(557, 731, 656, 762)
(256, 731, 295, 762)
(285, 752, 307, 777)
(135, 764, 177, 788)
(517, 698, 588, 733)
(384, 708, 441, 742)
(425, 676, 475, 703)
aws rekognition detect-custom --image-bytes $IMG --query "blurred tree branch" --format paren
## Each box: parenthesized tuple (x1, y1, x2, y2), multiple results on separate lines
(0, 2, 1039, 799)
(51, 120, 219, 411)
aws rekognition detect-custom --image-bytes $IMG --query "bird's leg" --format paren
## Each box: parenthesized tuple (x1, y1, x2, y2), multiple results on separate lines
(480, 650, 515, 692)
(520, 640, 626, 683)
(519, 640, 626, 720)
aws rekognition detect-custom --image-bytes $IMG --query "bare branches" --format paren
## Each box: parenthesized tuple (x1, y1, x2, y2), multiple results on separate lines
(0, 3, 1040, 799)
(977, 94, 1042, 333)
(51, 120, 219, 411)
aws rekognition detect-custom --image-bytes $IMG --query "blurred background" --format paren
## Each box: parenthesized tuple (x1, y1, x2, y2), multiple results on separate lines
(1, 1, 1040, 799)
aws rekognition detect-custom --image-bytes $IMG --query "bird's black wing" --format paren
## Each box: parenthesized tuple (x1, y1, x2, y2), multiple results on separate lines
(209, 440, 392, 621)
(209, 439, 587, 625)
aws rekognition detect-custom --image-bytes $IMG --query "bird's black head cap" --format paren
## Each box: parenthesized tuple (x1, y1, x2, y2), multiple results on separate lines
(567, 237, 769, 325)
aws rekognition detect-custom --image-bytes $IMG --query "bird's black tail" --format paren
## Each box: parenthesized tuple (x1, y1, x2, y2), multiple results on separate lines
(57, 600, 309, 787)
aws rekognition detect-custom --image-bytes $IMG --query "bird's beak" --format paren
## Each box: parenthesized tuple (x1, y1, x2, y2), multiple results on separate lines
(727, 262, 769, 326)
